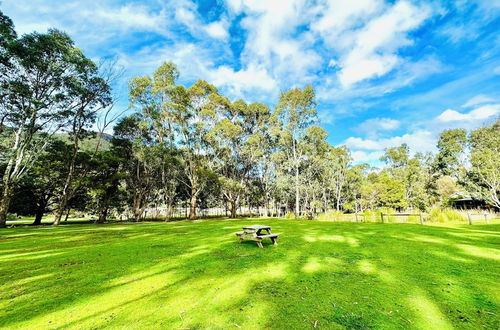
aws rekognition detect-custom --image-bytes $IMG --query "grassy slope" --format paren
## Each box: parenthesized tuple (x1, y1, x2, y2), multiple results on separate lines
(0, 220, 498, 329)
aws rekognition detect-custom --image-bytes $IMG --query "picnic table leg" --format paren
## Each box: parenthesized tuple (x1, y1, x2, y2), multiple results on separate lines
(256, 240, 263, 248)
(271, 237, 278, 245)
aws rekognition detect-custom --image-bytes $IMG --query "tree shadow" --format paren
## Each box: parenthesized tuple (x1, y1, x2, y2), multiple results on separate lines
(0, 220, 498, 328)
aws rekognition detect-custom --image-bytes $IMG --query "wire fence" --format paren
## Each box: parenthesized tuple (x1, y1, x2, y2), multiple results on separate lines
(110, 206, 498, 225)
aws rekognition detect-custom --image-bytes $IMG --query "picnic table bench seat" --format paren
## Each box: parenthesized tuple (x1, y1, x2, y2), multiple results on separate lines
(256, 234, 278, 239)
(235, 227, 278, 248)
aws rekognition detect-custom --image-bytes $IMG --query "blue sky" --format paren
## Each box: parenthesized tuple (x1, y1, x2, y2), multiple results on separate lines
(2, 0, 500, 164)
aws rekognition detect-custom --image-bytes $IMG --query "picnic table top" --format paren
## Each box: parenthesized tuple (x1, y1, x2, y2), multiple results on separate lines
(242, 225, 271, 230)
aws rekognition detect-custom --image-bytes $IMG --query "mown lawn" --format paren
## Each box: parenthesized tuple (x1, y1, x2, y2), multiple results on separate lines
(0, 219, 498, 329)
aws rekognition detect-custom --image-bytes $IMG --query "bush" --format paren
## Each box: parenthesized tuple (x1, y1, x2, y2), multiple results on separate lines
(407, 214, 422, 223)
(362, 209, 376, 222)
(316, 210, 344, 221)
(284, 212, 296, 219)
(375, 207, 396, 222)
(428, 207, 467, 223)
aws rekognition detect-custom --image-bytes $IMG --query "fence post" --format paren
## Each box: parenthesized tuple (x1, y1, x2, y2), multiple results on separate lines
(484, 213, 489, 224)
(467, 212, 472, 225)
(419, 213, 424, 225)
(381, 213, 384, 223)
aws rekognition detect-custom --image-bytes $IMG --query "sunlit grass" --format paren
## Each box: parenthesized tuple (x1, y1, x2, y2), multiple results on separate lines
(0, 219, 498, 329)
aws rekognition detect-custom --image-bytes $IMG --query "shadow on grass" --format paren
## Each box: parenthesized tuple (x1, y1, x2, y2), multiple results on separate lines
(0, 220, 498, 328)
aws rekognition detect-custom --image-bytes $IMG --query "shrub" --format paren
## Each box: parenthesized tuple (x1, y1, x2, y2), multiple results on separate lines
(407, 213, 422, 223)
(284, 212, 296, 219)
(428, 207, 467, 223)
(362, 209, 376, 222)
(316, 210, 344, 221)
(375, 207, 396, 222)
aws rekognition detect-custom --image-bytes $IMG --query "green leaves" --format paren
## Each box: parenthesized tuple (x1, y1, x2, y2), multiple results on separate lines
(433, 129, 467, 177)
(469, 120, 500, 208)
(275, 85, 317, 132)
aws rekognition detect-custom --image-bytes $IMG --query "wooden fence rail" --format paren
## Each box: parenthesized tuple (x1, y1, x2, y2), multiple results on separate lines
(466, 213, 490, 225)
(380, 213, 424, 225)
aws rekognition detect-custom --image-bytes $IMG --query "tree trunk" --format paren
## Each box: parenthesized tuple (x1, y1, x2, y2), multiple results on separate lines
(53, 167, 75, 225)
(230, 199, 237, 218)
(0, 129, 23, 228)
(263, 191, 269, 217)
(97, 206, 108, 223)
(33, 209, 44, 226)
(53, 134, 80, 225)
(189, 187, 197, 220)
(53, 195, 68, 226)
(165, 199, 173, 221)
(295, 165, 300, 218)
(64, 208, 70, 222)
(0, 182, 14, 227)
(133, 192, 145, 222)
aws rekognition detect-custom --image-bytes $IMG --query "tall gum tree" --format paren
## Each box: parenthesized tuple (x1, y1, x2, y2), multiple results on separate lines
(274, 86, 317, 218)
(129, 62, 182, 220)
(469, 120, 500, 209)
(180, 80, 227, 219)
(52, 60, 113, 225)
(206, 100, 270, 218)
(0, 19, 99, 226)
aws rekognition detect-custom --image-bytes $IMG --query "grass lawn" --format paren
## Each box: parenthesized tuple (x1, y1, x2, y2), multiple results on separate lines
(0, 219, 498, 329)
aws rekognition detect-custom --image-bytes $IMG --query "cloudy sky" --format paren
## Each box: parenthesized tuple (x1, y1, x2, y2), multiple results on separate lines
(2, 0, 499, 164)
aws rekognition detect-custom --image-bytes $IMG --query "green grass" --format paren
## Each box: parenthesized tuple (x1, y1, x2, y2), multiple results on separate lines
(0, 219, 499, 329)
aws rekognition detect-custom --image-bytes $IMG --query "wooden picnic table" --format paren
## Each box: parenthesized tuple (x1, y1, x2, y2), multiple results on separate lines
(236, 225, 278, 248)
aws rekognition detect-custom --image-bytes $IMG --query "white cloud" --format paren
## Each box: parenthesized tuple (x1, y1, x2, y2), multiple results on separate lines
(225, 0, 322, 86)
(345, 137, 385, 150)
(344, 102, 499, 165)
(175, 7, 196, 26)
(312, 0, 382, 45)
(204, 20, 229, 40)
(437, 104, 500, 122)
(5, 0, 441, 102)
(317, 55, 445, 101)
(350, 150, 384, 163)
(205, 64, 276, 95)
(358, 118, 400, 134)
(461, 94, 495, 108)
(344, 130, 435, 154)
(336, 1, 431, 87)
(92, 4, 165, 30)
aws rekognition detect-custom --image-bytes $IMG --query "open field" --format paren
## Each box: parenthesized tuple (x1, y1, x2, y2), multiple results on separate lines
(0, 219, 499, 329)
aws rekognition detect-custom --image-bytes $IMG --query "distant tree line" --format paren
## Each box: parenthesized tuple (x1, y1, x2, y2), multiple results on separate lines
(1, 11, 498, 226)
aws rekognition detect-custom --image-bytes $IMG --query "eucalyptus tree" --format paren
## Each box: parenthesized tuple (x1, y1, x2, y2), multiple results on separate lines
(129, 62, 184, 220)
(87, 150, 126, 223)
(6, 139, 70, 224)
(0, 17, 105, 226)
(327, 146, 351, 211)
(112, 114, 159, 221)
(206, 99, 270, 218)
(176, 80, 227, 219)
(242, 102, 274, 215)
(274, 86, 317, 218)
(433, 129, 467, 178)
(300, 125, 330, 215)
(128, 62, 232, 219)
(469, 120, 500, 209)
(0, 10, 16, 79)
(52, 59, 113, 225)
(343, 164, 370, 213)
(206, 106, 245, 218)
(381, 145, 432, 210)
